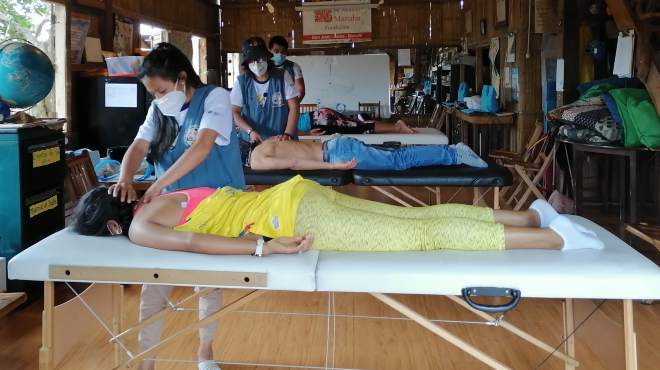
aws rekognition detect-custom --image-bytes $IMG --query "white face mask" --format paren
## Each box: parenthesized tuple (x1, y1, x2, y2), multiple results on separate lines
(154, 80, 186, 116)
(249, 60, 268, 77)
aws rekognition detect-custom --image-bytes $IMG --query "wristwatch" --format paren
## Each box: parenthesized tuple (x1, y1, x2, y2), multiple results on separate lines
(253, 238, 264, 257)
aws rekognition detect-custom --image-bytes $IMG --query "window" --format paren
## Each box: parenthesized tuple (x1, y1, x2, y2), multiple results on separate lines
(139, 23, 165, 51)
(0, 0, 66, 118)
(227, 52, 241, 89)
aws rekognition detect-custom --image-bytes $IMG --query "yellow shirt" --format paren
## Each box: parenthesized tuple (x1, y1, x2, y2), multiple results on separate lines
(175, 175, 316, 238)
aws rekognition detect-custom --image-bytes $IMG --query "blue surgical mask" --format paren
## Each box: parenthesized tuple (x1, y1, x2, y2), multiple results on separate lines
(271, 53, 286, 66)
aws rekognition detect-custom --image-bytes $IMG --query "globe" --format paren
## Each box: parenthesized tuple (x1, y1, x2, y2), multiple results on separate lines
(0, 41, 55, 108)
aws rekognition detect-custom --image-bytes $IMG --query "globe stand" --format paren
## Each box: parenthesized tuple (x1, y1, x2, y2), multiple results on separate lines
(0, 101, 10, 123)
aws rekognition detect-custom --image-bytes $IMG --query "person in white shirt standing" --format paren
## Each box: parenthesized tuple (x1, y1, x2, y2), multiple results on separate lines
(107, 42, 244, 370)
(230, 37, 299, 144)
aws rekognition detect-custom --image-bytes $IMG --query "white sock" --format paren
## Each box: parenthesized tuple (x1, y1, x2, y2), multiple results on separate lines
(529, 199, 596, 236)
(550, 216, 604, 250)
(198, 360, 221, 370)
(529, 199, 558, 228)
(452, 143, 488, 168)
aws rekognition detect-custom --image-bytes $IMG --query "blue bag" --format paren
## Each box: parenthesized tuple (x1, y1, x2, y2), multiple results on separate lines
(457, 82, 469, 102)
(480, 85, 499, 113)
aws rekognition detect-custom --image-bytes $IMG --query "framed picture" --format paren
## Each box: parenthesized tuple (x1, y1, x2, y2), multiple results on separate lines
(496, 0, 508, 28)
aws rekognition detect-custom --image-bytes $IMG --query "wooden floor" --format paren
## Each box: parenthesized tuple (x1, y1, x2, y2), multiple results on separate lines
(1, 185, 659, 370)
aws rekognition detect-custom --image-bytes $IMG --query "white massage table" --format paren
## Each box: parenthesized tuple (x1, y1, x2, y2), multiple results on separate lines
(9, 216, 660, 370)
(299, 127, 449, 145)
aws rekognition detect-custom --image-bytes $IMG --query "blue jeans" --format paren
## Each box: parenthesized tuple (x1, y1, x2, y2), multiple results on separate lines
(324, 137, 457, 170)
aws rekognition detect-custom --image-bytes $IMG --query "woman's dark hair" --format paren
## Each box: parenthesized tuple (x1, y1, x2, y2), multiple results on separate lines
(72, 187, 134, 236)
(268, 35, 288, 51)
(138, 42, 203, 88)
(139, 42, 202, 162)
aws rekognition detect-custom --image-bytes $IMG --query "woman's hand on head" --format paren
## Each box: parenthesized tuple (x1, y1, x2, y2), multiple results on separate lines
(108, 182, 137, 203)
(264, 235, 314, 255)
(141, 182, 165, 204)
(249, 131, 263, 144)
(277, 133, 294, 141)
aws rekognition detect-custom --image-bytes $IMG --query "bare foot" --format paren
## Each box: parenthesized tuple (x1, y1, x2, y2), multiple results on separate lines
(395, 120, 416, 134)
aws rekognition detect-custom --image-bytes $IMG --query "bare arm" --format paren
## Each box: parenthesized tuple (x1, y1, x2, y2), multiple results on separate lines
(295, 78, 306, 101)
(142, 129, 217, 202)
(284, 98, 300, 137)
(129, 219, 259, 255)
(109, 139, 149, 202)
(232, 105, 253, 133)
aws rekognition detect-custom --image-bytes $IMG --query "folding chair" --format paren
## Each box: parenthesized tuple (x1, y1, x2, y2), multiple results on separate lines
(358, 102, 381, 119)
(490, 122, 545, 164)
(300, 103, 318, 114)
(501, 126, 560, 210)
(625, 224, 660, 252)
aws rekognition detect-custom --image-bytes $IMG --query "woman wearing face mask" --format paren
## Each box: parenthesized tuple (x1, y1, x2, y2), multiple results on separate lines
(107, 42, 244, 370)
(231, 37, 300, 145)
(269, 35, 305, 101)
(109, 42, 245, 204)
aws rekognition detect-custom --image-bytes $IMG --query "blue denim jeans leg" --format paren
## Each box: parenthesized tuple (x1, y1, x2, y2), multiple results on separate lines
(324, 137, 457, 170)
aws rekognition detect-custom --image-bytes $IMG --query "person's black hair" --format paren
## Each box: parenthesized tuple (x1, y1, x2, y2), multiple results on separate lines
(268, 35, 289, 51)
(139, 42, 202, 162)
(138, 42, 203, 88)
(72, 187, 134, 236)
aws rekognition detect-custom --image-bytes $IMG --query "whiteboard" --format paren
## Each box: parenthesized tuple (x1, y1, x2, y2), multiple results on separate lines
(289, 54, 391, 118)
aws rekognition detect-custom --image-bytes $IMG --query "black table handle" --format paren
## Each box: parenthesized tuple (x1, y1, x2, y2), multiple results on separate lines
(461, 287, 521, 313)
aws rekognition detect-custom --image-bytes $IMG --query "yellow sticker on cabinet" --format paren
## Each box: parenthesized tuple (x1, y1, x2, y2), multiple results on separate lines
(33, 147, 60, 168)
(29, 195, 58, 218)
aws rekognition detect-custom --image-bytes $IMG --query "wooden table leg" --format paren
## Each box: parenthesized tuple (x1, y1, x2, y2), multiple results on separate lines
(619, 156, 627, 222)
(629, 152, 638, 224)
(39, 282, 54, 370)
(574, 148, 584, 216)
(623, 299, 638, 370)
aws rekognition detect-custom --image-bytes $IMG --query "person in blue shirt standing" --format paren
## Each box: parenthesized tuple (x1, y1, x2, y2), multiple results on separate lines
(107, 42, 244, 370)
(269, 35, 305, 101)
(231, 37, 299, 144)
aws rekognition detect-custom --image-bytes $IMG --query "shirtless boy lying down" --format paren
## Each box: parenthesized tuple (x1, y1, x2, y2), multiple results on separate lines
(249, 136, 488, 171)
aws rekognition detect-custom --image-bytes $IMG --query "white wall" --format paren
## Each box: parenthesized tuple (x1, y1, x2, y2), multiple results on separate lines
(289, 54, 391, 118)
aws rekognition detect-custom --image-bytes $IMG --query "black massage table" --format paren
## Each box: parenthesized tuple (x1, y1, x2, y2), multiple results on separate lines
(244, 163, 513, 208)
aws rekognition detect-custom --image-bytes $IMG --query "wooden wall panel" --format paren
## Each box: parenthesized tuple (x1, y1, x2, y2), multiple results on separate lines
(220, 0, 463, 52)
(462, 0, 545, 150)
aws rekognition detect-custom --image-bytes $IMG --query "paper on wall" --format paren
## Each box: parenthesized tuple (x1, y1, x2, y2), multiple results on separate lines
(105, 83, 137, 108)
(556, 58, 565, 92)
(613, 31, 635, 78)
(506, 32, 516, 63)
(70, 16, 90, 64)
(113, 16, 134, 56)
(398, 49, 411, 66)
(489, 37, 501, 97)
(85, 37, 103, 63)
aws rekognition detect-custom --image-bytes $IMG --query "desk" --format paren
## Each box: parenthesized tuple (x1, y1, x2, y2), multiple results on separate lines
(562, 140, 660, 225)
(445, 108, 515, 156)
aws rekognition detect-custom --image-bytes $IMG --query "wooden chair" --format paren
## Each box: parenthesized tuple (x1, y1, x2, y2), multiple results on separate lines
(490, 122, 545, 164)
(300, 103, 318, 114)
(625, 224, 660, 252)
(500, 126, 560, 210)
(64, 151, 99, 217)
(358, 102, 381, 120)
(428, 103, 442, 130)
